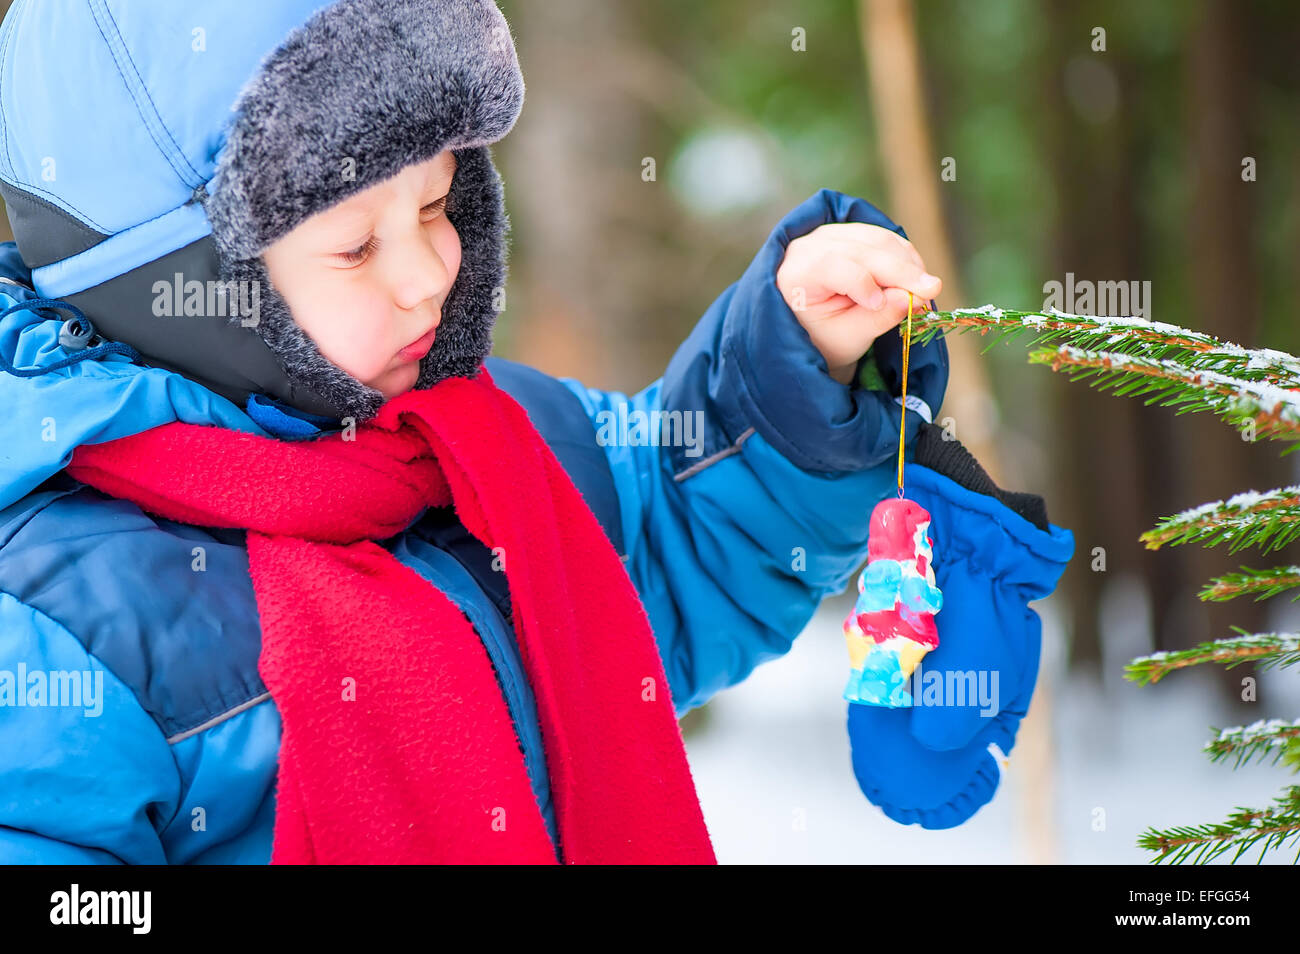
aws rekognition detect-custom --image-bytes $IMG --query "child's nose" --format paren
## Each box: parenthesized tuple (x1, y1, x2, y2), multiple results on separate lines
(389, 236, 451, 312)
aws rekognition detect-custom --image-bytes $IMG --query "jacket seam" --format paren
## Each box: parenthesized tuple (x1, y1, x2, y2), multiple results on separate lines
(0, 480, 83, 548)
(165, 690, 272, 744)
(0, 178, 111, 236)
(0, 570, 269, 751)
(0, 0, 22, 181)
(1, 490, 277, 749)
(0, 5, 110, 232)
(672, 426, 755, 482)
(88, 0, 202, 191)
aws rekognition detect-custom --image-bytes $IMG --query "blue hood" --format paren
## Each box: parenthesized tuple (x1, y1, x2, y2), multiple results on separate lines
(0, 0, 350, 495)
(0, 0, 334, 298)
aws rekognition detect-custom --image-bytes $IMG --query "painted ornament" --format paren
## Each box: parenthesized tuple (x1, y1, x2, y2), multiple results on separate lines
(842, 496, 943, 707)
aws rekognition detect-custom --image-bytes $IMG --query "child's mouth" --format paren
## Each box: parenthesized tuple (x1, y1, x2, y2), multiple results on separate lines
(397, 327, 437, 361)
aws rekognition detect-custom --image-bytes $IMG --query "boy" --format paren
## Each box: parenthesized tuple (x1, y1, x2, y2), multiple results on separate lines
(0, 0, 966, 863)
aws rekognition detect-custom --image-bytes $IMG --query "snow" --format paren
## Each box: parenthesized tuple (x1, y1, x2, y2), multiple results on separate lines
(951, 304, 1005, 319)
(1162, 486, 1300, 528)
(1034, 307, 1199, 342)
(683, 586, 1300, 864)
(1131, 633, 1300, 669)
(1212, 717, 1300, 747)
(942, 306, 1300, 386)
(1050, 343, 1300, 426)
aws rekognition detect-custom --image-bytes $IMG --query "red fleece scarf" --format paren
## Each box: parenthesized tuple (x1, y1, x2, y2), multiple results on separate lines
(65, 366, 716, 865)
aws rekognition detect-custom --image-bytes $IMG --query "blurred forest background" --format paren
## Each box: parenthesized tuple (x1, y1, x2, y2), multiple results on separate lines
(3, 0, 1298, 861)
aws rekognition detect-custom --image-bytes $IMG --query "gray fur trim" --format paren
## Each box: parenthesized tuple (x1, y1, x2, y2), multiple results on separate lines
(413, 146, 508, 391)
(197, 0, 523, 423)
(203, 0, 523, 261)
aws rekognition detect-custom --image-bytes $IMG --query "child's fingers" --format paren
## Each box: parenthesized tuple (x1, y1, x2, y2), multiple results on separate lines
(780, 232, 943, 317)
(881, 286, 929, 320)
(845, 223, 931, 277)
(884, 230, 928, 271)
(802, 252, 890, 312)
(877, 233, 940, 299)
(862, 254, 942, 301)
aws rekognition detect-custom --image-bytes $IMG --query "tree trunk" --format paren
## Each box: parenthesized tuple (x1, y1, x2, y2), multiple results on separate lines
(1182, 0, 1291, 708)
(860, 0, 1058, 863)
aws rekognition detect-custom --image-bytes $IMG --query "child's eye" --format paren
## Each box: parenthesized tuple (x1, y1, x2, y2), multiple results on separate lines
(420, 195, 450, 220)
(338, 235, 380, 265)
(335, 196, 448, 266)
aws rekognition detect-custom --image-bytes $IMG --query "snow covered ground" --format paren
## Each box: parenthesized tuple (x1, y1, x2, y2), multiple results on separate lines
(683, 583, 1300, 864)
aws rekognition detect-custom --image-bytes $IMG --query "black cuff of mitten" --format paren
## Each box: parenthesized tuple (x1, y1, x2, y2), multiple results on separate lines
(913, 422, 1050, 531)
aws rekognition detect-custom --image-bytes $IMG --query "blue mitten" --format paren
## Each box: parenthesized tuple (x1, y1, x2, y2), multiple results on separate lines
(846, 421, 1074, 829)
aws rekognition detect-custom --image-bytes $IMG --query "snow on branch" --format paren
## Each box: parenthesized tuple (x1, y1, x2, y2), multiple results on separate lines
(1204, 718, 1300, 770)
(914, 309, 1300, 446)
(1140, 486, 1300, 554)
(1126, 630, 1300, 685)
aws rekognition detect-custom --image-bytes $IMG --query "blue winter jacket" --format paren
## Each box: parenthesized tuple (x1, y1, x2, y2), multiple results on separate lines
(0, 188, 951, 863)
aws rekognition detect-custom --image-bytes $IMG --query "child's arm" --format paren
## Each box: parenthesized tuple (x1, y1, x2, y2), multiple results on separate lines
(558, 189, 950, 715)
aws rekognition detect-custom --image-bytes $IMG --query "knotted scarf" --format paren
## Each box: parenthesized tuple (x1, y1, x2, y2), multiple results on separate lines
(65, 365, 717, 864)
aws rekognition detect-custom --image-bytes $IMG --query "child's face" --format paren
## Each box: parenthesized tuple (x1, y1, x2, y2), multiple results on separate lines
(262, 150, 462, 401)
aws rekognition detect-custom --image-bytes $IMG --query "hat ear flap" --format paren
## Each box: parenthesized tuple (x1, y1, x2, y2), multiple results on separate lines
(222, 252, 388, 422)
(412, 146, 507, 394)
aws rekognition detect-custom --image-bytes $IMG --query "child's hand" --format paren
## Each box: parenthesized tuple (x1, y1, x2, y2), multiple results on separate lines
(775, 223, 942, 386)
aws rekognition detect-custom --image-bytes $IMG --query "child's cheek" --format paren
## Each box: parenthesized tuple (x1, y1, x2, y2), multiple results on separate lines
(337, 290, 403, 381)
(434, 224, 463, 292)
(268, 254, 401, 388)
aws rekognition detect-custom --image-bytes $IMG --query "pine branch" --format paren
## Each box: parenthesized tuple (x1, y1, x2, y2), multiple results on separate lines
(1025, 344, 1300, 449)
(1139, 486, 1300, 555)
(1126, 629, 1300, 685)
(1137, 785, 1300, 864)
(1205, 718, 1300, 770)
(913, 310, 1300, 452)
(913, 307, 1300, 389)
(1200, 564, 1300, 602)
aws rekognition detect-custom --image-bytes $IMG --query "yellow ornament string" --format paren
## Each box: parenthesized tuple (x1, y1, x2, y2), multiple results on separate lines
(896, 290, 914, 499)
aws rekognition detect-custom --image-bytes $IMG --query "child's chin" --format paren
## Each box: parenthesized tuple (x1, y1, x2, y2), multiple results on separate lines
(375, 364, 420, 400)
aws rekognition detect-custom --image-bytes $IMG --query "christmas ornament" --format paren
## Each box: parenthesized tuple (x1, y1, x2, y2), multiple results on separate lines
(841, 292, 943, 708)
(842, 497, 942, 706)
